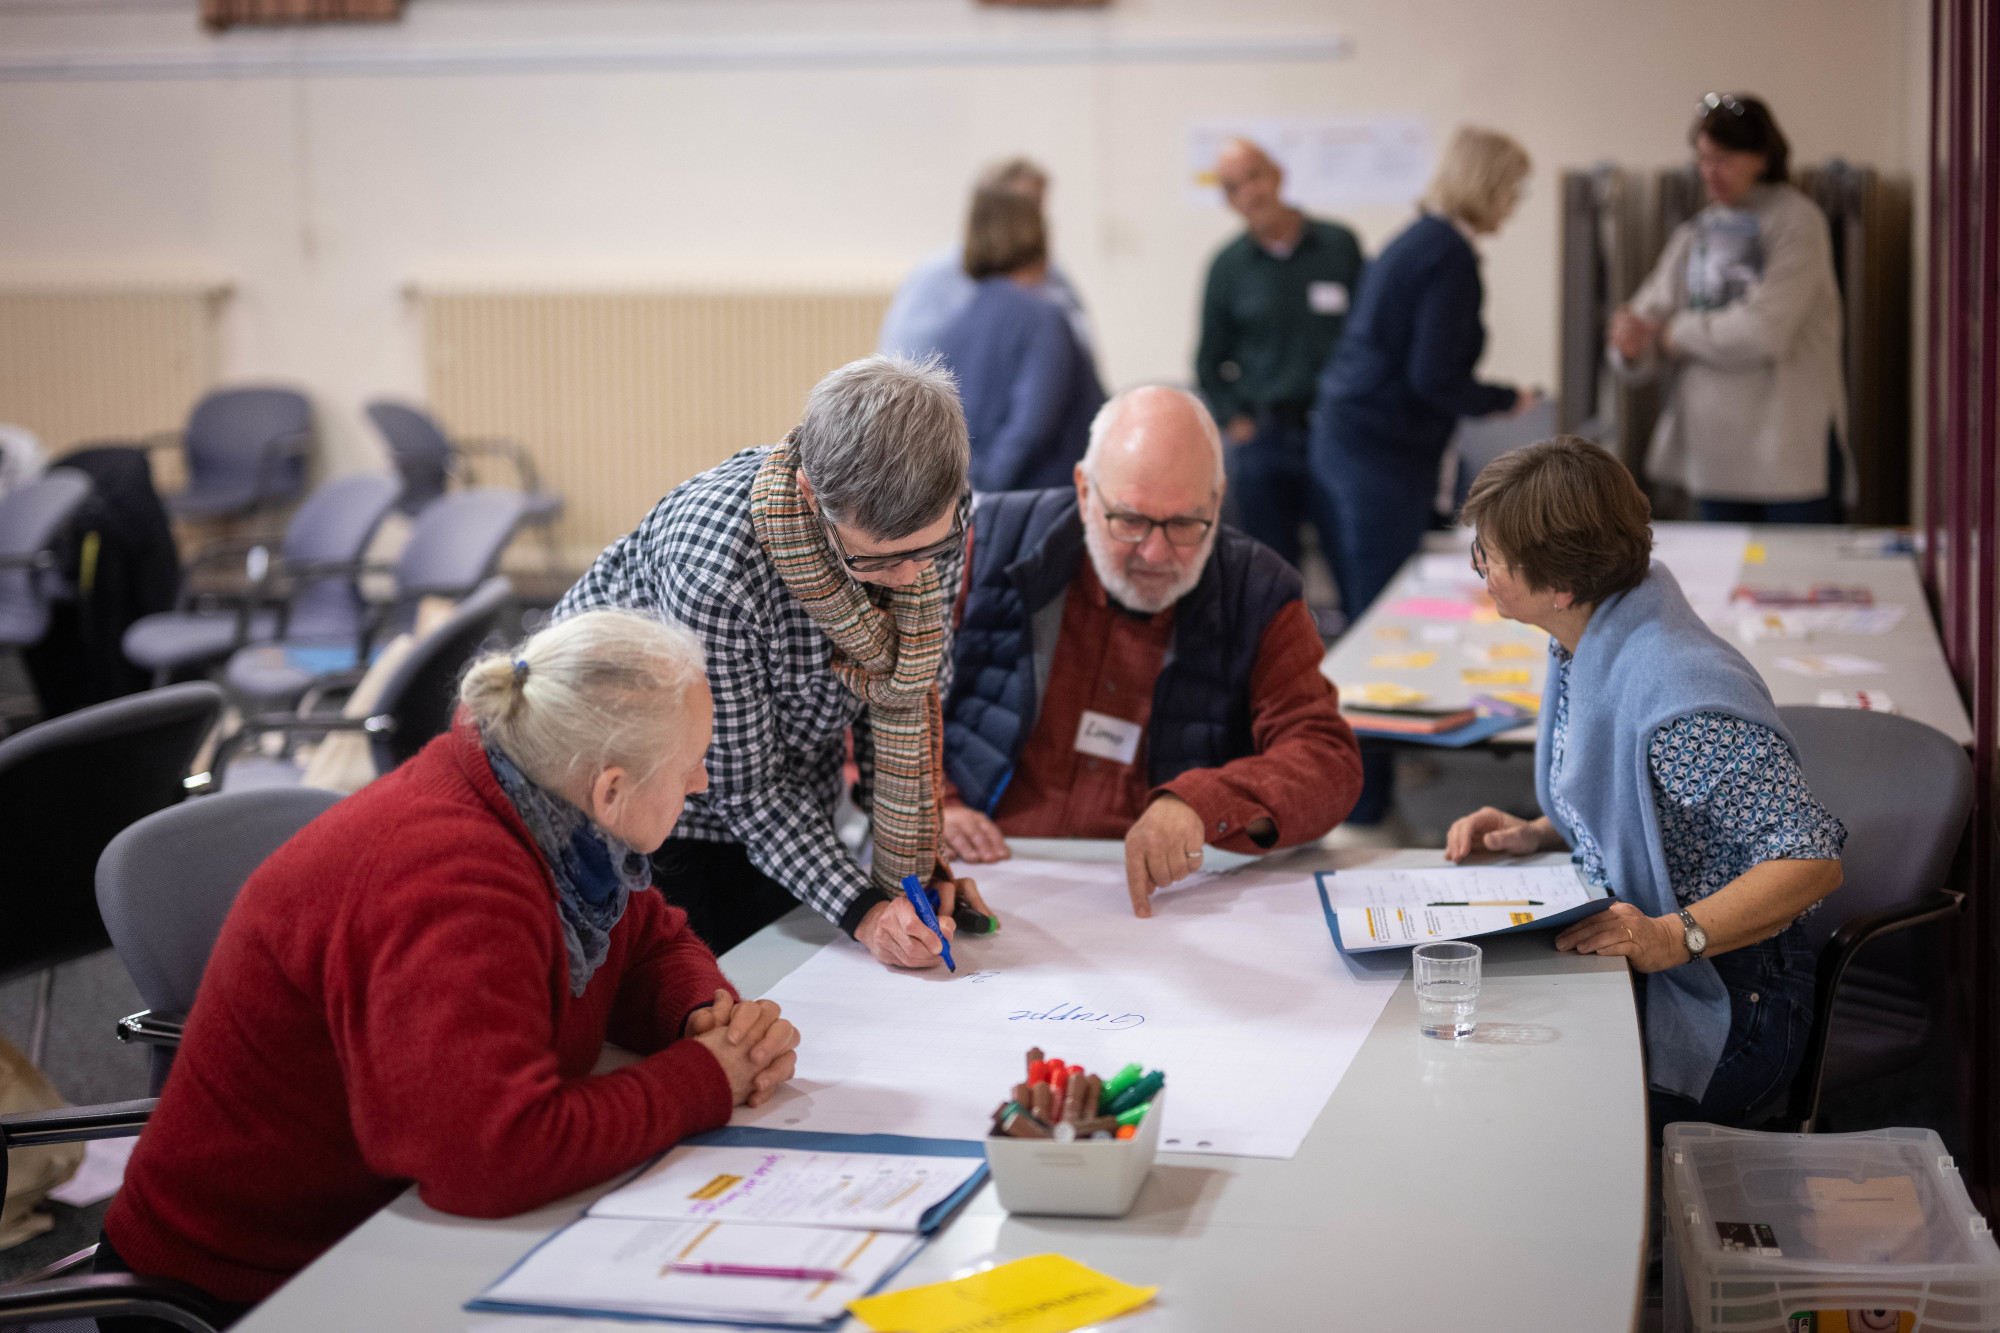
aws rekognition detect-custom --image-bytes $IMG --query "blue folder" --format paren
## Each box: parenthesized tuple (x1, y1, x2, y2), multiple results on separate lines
(464, 1127, 989, 1329)
(1316, 869, 1615, 955)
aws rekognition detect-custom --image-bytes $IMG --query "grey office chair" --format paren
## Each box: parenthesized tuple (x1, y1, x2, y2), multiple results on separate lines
(214, 576, 514, 791)
(0, 681, 223, 1066)
(1758, 706, 1974, 1132)
(156, 388, 314, 523)
(123, 473, 402, 687)
(0, 468, 92, 650)
(219, 487, 525, 711)
(0, 788, 334, 1332)
(367, 401, 563, 563)
(99, 787, 343, 1093)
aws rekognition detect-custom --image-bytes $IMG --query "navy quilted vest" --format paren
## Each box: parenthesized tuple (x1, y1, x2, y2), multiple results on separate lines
(943, 488, 1301, 814)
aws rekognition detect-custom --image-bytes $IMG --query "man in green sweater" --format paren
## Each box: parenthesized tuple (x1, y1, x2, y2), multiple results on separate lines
(1195, 137, 1365, 584)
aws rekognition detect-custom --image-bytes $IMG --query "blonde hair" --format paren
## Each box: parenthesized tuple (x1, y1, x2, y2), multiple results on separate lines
(1422, 126, 1532, 232)
(459, 608, 706, 793)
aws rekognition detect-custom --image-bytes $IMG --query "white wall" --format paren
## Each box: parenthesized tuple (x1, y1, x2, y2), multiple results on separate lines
(0, 0, 1925, 478)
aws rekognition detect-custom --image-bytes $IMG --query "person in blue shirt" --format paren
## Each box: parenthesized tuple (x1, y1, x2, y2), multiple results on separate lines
(1446, 437, 1843, 1139)
(935, 190, 1106, 493)
(1311, 125, 1540, 826)
(878, 157, 1091, 363)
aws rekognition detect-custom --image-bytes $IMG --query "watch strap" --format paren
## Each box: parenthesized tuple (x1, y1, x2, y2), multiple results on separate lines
(1677, 908, 1706, 961)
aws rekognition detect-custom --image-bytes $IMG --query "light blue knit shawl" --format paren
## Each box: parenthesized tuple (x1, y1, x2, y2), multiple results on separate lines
(1535, 564, 1794, 1103)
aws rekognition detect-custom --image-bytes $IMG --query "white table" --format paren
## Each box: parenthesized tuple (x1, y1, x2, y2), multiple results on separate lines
(232, 842, 1648, 1332)
(1322, 524, 1972, 748)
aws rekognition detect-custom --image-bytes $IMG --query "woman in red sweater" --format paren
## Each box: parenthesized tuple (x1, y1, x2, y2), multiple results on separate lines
(100, 608, 800, 1326)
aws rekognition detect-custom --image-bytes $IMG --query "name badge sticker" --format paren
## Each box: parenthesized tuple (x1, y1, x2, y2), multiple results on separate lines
(1075, 710, 1143, 765)
(1307, 280, 1349, 315)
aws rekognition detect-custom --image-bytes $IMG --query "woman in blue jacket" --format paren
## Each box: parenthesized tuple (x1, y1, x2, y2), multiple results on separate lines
(937, 189, 1105, 493)
(1312, 125, 1539, 620)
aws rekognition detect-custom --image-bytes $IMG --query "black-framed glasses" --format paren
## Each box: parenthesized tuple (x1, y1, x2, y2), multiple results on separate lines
(1470, 533, 1496, 580)
(1698, 92, 1747, 119)
(822, 511, 966, 574)
(1090, 480, 1215, 549)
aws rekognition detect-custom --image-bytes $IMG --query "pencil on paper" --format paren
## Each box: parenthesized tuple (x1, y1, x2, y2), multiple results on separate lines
(664, 1262, 848, 1281)
(1426, 899, 1543, 906)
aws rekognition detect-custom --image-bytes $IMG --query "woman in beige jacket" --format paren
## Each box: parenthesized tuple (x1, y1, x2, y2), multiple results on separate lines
(1610, 93, 1849, 522)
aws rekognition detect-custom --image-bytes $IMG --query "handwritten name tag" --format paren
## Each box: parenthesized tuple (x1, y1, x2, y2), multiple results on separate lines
(1308, 280, 1349, 315)
(1074, 709, 1142, 765)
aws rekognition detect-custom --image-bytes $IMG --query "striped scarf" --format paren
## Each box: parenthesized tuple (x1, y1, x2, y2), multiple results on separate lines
(749, 439, 947, 894)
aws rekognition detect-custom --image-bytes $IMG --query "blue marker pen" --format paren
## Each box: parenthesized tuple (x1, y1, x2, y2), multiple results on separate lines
(901, 873, 956, 973)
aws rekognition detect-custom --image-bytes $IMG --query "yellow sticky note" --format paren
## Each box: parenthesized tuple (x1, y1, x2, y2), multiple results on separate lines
(1744, 542, 1767, 564)
(1484, 642, 1538, 660)
(1372, 625, 1411, 642)
(848, 1253, 1158, 1333)
(1471, 607, 1503, 624)
(1462, 668, 1531, 686)
(1490, 690, 1543, 712)
(1349, 682, 1429, 707)
(1369, 651, 1436, 669)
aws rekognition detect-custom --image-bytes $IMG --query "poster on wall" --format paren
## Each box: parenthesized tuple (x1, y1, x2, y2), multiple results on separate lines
(1187, 116, 1434, 210)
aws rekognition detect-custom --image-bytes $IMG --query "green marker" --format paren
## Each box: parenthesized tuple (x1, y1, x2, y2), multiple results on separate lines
(1102, 1070, 1165, 1118)
(952, 901, 999, 935)
(1101, 1062, 1144, 1099)
(1115, 1102, 1151, 1128)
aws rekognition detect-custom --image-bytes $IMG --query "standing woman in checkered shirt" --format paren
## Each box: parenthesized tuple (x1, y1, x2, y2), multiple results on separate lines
(554, 355, 996, 967)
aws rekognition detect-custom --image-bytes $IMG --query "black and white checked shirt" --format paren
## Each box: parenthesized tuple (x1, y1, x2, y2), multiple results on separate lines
(553, 444, 964, 932)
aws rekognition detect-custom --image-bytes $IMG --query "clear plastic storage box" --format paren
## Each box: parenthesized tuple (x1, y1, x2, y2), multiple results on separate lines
(1664, 1124, 2000, 1332)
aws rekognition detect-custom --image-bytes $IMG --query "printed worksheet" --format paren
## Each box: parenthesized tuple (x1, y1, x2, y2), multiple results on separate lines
(474, 1217, 917, 1326)
(734, 860, 1400, 1160)
(1317, 862, 1608, 952)
(589, 1147, 981, 1233)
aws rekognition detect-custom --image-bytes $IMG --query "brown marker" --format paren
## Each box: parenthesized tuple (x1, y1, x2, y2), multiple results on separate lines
(1061, 1073, 1087, 1124)
(1025, 1047, 1045, 1078)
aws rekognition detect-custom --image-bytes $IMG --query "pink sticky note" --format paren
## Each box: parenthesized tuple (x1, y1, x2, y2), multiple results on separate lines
(1384, 597, 1479, 621)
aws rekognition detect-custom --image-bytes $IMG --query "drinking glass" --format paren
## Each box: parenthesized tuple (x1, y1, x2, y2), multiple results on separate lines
(1413, 940, 1482, 1040)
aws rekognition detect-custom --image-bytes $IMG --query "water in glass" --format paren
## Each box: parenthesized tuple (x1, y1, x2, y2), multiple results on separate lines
(1417, 978, 1479, 1039)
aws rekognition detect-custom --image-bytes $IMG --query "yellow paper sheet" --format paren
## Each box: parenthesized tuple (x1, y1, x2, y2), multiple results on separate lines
(848, 1253, 1157, 1333)
(1348, 682, 1428, 707)
(1483, 642, 1539, 660)
(1372, 625, 1410, 641)
(1368, 651, 1437, 669)
(1462, 668, 1531, 686)
(1486, 690, 1542, 712)
(1744, 542, 1767, 564)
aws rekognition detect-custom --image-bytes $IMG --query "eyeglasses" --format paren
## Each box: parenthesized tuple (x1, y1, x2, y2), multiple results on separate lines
(1470, 533, 1498, 580)
(1698, 92, 1747, 119)
(1090, 481, 1215, 549)
(821, 511, 966, 574)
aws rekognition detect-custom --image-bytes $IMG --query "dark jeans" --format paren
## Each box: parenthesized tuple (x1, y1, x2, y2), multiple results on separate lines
(1696, 434, 1845, 525)
(1639, 924, 1816, 1143)
(1222, 413, 1342, 574)
(94, 1230, 251, 1332)
(650, 838, 802, 957)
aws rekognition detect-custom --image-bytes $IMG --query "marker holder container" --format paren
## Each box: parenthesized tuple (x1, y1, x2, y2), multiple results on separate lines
(984, 1088, 1166, 1218)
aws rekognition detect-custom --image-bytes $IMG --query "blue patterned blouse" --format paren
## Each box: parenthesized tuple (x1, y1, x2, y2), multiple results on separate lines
(1545, 647, 1845, 906)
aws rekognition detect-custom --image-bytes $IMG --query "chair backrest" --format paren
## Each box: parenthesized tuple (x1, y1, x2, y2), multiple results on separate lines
(278, 473, 402, 641)
(96, 787, 342, 1017)
(0, 468, 92, 646)
(394, 488, 526, 601)
(369, 577, 514, 773)
(0, 682, 223, 984)
(184, 388, 312, 503)
(367, 402, 455, 516)
(1777, 706, 1974, 955)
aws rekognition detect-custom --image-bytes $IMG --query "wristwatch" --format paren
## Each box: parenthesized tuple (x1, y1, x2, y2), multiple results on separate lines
(1677, 908, 1709, 962)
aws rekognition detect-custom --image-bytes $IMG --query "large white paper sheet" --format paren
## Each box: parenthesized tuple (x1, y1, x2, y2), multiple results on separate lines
(738, 860, 1400, 1160)
(1651, 522, 1750, 625)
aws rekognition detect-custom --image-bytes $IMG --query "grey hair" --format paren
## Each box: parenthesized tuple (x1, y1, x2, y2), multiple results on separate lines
(459, 608, 706, 794)
(1081, 386, 1225, 490)
(795, 354, 969, 540)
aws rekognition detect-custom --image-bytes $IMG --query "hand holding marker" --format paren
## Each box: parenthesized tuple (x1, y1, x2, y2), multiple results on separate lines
(899, 874, 1001, 974)
(990, 1047, 1164, 1142)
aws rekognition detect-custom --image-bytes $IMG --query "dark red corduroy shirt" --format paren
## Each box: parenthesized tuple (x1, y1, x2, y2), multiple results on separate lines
(967, 557, 1362, 851)
(105, 716, 737, 1305)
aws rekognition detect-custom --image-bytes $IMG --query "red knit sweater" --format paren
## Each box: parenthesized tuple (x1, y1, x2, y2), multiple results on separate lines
(104, 718, 738, 1305)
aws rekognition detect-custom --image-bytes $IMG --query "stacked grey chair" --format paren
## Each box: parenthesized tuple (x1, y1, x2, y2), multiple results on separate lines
(156, 388, 314, 525)
(122, 474, 401, 687)
(0, 469, 92, 655)
(367, 402, 563, 563)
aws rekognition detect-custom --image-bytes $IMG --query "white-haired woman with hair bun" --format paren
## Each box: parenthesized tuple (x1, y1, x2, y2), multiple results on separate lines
(100, 609, 799, 1324)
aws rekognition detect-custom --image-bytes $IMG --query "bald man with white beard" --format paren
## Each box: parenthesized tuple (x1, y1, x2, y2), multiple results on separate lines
(940, 386, 1363, 917)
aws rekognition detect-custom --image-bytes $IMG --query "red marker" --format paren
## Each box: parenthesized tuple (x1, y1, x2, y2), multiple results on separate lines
(1028, 1061, 1049, 1084)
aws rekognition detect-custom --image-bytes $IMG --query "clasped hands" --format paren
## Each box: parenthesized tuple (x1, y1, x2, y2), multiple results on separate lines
(943, 793, 1209, 920)
(1443, 806, 1687, 973)
(1609, 306, 1678, 362)
(683, 989, 799, 1107)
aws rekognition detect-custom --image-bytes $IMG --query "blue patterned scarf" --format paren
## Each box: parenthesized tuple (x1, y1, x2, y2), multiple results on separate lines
(484, 739, 653, 997)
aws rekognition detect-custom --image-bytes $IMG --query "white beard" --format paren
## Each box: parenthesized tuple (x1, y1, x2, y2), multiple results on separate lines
(1083, 518, 1215, 614)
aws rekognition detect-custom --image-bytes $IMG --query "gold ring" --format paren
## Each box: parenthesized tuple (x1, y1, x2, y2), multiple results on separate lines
(1625, 927, 1634, 942)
